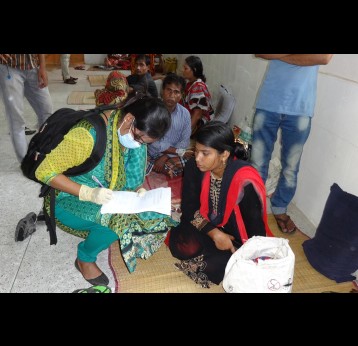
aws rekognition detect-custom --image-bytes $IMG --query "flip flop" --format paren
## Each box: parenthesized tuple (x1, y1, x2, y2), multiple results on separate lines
(274, 213, 297, 234)
(15, 212, 37, 242)
(72, 285, 112, 293)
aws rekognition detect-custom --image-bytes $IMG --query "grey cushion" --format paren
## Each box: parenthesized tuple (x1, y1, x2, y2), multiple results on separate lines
(213, 85, 236, 124)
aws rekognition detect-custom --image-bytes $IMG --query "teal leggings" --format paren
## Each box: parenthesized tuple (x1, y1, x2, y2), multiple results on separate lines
(55, 205, 119, 263)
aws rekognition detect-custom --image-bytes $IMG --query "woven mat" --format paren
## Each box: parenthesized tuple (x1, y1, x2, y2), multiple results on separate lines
(67, 91, 95, 105)
(87, 66, 131, 76)
(109, 171, 354, 293)
(88, 75, 108, 87)
(87, 66, 120, 71)
(109, 212, 354, 293)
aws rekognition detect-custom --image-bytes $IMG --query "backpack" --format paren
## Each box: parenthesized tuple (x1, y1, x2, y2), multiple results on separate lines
(21, 104, 119, 245)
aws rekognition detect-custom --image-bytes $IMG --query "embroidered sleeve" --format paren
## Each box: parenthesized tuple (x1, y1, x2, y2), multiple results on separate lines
(191, 210, 209, 230)
(190, 210, 217, 234)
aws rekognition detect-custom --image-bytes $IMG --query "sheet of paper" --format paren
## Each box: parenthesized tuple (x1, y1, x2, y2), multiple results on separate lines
(100, 187, 171, 215)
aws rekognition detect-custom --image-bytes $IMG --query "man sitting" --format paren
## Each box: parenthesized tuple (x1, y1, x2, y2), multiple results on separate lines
(147, 73, 192, 178)
(127, 54, 158, 98)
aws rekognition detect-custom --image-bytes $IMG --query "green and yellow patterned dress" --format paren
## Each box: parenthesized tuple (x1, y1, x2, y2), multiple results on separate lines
(36, 109, 178, 272)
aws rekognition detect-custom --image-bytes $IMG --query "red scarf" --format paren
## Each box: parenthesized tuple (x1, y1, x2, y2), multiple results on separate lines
(200, 166, 273, 243)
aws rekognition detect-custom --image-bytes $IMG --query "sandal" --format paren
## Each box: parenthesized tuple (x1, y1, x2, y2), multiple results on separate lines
(72, 285, 111, 293)
(74, 65, 85, 70)
(274, 213, 297, 234)
(15, 212, 37, 242)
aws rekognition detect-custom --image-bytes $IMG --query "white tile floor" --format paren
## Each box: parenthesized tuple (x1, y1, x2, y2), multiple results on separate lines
(0, 64, 316, 293)
(0, 65, 123, 293)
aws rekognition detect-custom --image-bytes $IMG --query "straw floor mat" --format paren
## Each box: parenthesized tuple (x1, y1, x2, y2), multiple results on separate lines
(87, 66, 120, 71)
(67, 91, 96, 105)
(87, 66, 131, 75)
(109, 212, 354, 293)
(88, 75, 108, 87)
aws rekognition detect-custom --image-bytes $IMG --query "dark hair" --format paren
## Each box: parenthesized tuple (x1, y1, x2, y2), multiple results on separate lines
(185, 56, 206, 83)
(135, 54, 151, 66)
(163, 73, 186, 91)
(123, 95, 171, 140)
(194, 121, 248, 160)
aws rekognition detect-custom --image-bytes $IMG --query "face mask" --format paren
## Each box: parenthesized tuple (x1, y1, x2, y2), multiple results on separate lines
(117, 120, 141, 149)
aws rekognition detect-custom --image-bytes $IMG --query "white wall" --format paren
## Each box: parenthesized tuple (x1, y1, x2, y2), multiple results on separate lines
(84, 54, 107, 65)
(177, 54, 358, 227)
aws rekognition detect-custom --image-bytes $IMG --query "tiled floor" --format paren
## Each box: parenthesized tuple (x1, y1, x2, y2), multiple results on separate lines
(0, 64, 316, 293)
(0, 65, 124, 293)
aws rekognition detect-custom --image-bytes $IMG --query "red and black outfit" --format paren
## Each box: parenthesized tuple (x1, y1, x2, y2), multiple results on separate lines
(168, 157, 272, 287)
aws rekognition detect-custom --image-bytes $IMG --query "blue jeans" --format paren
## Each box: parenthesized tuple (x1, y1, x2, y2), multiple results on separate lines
(250, 109, 311, 215)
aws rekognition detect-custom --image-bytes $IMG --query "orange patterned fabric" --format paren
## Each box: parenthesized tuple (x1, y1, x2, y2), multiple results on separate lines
(94, 71, 129, 106)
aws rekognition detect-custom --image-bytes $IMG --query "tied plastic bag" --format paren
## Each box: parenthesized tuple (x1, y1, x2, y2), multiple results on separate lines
(223, 236, 295, 293)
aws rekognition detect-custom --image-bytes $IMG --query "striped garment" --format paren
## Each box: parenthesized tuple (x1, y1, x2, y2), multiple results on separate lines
(0, 54, 39, 70)
(183, 79, 214, 122)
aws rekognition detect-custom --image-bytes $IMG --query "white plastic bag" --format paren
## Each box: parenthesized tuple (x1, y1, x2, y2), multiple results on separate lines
(223, 236, 295, 293)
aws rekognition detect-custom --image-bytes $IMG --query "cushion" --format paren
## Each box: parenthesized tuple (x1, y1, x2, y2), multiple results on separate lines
(302, 183, 358, 283)
(213, 85, 236, 123)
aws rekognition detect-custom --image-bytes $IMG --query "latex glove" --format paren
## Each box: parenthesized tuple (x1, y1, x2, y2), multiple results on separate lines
(79, 185, 113, 205)
(136, 188, 147, 197)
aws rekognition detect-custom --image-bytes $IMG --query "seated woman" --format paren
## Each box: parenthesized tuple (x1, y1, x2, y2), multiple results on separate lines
(182, 56, 214, 135)
(168, 121, 272, 288)
(35, 76, 177, 287)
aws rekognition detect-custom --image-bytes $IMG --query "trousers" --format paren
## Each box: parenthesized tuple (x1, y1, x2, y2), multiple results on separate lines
(60, 54, 71, 80)
(0, 64, 53, 162)
(251, 109, 311, 214)
(56, 205, 119, 263)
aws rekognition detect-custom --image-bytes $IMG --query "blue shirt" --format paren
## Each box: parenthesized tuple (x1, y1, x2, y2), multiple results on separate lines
(148, 103, 191, 158)
(256, 60, 319, 117)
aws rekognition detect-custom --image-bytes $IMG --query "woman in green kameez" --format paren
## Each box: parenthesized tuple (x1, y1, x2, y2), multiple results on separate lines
(35, 84, 177, 286)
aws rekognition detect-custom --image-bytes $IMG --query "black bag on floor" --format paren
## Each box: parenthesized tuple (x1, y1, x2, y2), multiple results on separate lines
(20, 104, 118, 245)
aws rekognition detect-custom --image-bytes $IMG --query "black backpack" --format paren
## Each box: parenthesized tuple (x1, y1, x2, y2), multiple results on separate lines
(21, 104, 118, 245)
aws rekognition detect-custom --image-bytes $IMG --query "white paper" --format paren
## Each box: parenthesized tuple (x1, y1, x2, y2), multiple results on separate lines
(100, 187, 171, 215)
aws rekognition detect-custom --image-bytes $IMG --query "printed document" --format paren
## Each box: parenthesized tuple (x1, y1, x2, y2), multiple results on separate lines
(100, 187, 171, 215)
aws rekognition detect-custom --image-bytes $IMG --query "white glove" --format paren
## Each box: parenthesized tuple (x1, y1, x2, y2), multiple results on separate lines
(79, 185, 113, 205)
(136, 187, 147, 197)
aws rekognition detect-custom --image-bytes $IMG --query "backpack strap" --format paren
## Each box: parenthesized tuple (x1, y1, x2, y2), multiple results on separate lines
(40, 186, 57, 245)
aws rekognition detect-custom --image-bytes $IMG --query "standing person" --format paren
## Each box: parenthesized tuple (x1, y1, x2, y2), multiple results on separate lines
(60, 54, 78, 84)
(35, 84, 176, 286)
(0, 54, 53, 162)
(127, 54, 158, 98)
(182, 55, 214, 135)
(147, 73, 192, 178)
(168, 121, 272, 287)
(250, 54, 333, 234)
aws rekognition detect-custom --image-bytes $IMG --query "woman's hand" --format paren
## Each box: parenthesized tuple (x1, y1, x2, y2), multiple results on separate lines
(207, 228, 236, 253)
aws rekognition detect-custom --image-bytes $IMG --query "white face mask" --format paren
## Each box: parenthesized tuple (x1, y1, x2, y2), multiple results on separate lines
(117, 120, 141, 149)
